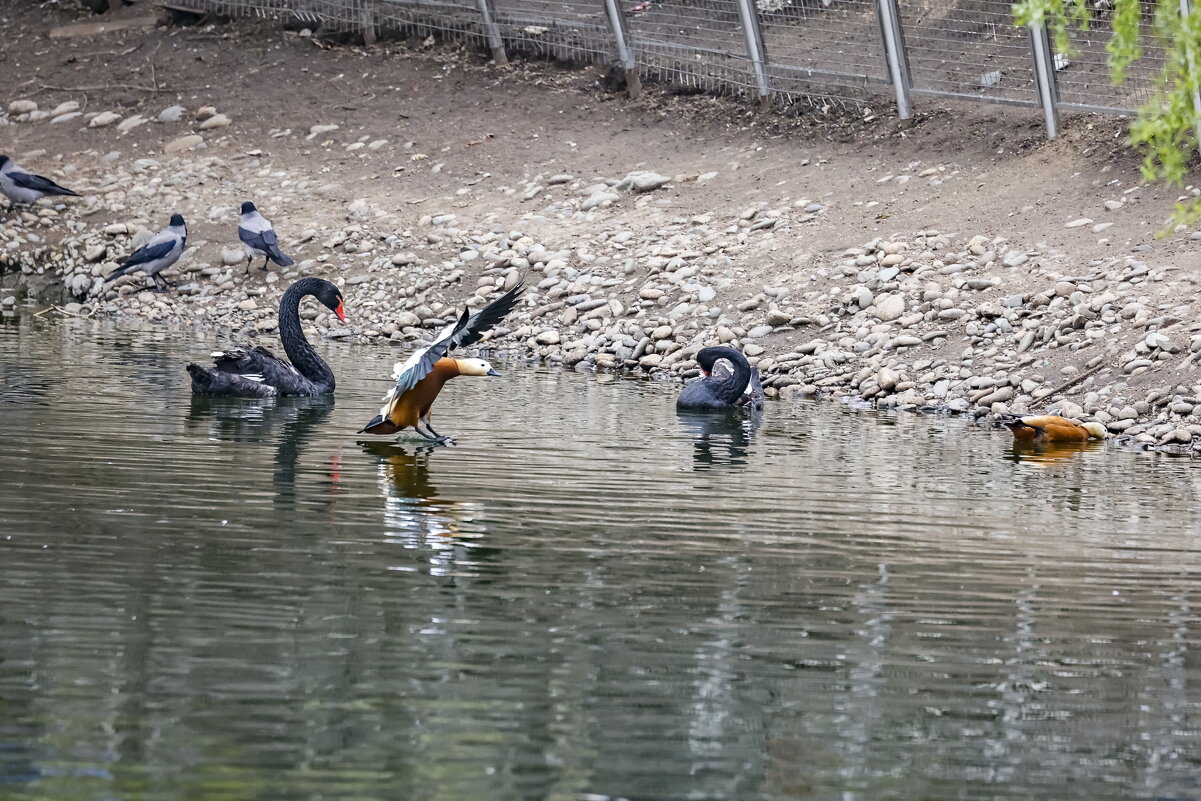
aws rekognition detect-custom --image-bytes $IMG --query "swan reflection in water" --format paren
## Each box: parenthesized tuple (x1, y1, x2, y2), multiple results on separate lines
(358, 441, 492, 577)
(185, 395, 342, 509)
(677, 409, 763, 470)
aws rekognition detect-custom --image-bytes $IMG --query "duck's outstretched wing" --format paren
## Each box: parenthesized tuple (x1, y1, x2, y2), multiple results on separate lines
(362, 282, 525, 432)
(448, 282, 525, 351)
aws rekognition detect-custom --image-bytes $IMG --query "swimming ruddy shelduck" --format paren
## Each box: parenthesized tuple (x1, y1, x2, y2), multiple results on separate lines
(1003, 415, 1108, 443)
(358, 282, 524, 443)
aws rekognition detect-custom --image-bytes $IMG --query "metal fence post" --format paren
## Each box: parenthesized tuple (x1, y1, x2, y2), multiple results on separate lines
(734, 0, 771, 102)
(359, 0, 377, 45)
(603, 0, 641, 98)
(1181, 0, 1201, 156)
(876, 0, 912, 119)
(1028, 22, 1059, 139)
(475, 0, 508, 66)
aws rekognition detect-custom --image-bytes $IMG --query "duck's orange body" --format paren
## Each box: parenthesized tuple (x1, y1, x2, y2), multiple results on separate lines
(1005, 415, 1106, 443)
(361, 358, 461, 435)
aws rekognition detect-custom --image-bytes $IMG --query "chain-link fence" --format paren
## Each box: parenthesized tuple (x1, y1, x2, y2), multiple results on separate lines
(172, 0, 1178, 134)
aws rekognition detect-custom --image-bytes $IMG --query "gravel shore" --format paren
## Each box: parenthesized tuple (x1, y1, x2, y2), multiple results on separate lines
(4, 18, 1201, 453)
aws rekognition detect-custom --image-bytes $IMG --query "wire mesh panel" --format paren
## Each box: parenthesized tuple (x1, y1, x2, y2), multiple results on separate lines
(624, 0, 762, 94)
(171, 0, 362, 28)
(1053, 1, 1167, 112)
(489, 0, 614, 63)
(898, 0, 1038, 105)
(757, 0, 889, 99)
(376, 0, 488, 42)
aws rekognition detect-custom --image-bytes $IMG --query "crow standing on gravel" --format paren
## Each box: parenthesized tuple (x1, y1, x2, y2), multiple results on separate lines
(238, 200, 294, 274)
(104, 214, 188, 293)
(0, 154, 80, 211)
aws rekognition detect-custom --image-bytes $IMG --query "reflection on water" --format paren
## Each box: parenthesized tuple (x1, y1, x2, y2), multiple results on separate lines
(677, 408, 764, 469)
(1007, 438, 1108, 466)
(4, 313, 1201, 801)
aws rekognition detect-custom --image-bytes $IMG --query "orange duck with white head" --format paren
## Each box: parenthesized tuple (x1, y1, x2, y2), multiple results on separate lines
(1003, 415, 1108, 443)
(358, 282, 524, 444)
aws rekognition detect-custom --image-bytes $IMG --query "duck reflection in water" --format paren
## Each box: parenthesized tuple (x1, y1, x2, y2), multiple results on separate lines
(359, 441, 493, 577)
(677, 409, 763, 469)
(1006, 439, 1105, 466)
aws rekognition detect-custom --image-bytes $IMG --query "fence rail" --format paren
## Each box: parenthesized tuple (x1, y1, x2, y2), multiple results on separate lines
(172, 0, 1172, 135)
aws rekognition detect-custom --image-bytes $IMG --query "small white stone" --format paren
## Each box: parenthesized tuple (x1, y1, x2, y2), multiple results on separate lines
(1064, 218, 1093, 228)
(89, 111, 122, 128)
(198, 113, 231, 130)
(157, 105, 186, 123)
(8, 100, 37, 114)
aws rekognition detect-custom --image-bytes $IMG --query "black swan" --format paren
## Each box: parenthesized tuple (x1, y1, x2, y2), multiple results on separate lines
(359, 282, 524, 443)
(677, 346, 765, 411)
(186, 277, 347, 397)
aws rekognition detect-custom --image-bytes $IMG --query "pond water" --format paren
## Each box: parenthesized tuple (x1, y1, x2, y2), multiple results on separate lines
(4, 311, 1201, 801)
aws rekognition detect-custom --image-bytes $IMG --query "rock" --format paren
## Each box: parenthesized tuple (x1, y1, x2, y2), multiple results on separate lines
(198, 113, 231, 130)
(164, 134, 204, 154)
(626, 172, 671, 192)
(117, 114, 148, 134)
(8, 100, 37, 114)
(195, 106, 218, 120)
(1058, 401, 1085, 419)
(89, 111, 122, 128)
(581, 192, 620, 211)
(535, 330, 560, 345)
(394, 311, 421, 327)
(875, 294, 905, 322)
(222, 249, 246, 266)
(765, 309, 791, 326)
(1104, 199, 1124, 211)
(307, 123, 339, 140)
(877, 367, 900, 392)
(747, 325, 774, 338)
(391, 252, 418, 266)
(50, 101, 79, 116)
(157, 105, 186, 123)
(238, 298, 257, 311)
(51, 112, 82, 124)
(1064, 218, 1093, 228)
(1002, 250, 1028, 267)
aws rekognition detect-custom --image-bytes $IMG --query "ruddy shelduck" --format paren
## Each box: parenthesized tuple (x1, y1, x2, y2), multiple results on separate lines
(1003, 415, 1108, 443)
(358, 282, 524, 443)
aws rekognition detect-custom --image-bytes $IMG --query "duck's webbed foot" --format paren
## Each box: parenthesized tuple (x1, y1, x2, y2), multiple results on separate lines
(415, 425, 453, 445)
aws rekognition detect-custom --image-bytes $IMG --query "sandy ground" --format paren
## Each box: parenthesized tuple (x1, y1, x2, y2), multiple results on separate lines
(4, 2, 1201, 450)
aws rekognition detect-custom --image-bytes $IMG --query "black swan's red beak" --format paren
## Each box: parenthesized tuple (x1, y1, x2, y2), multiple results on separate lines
(334, 301, 347, 323)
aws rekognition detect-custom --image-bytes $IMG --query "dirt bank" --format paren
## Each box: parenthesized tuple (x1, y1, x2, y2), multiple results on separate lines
(3, 3, 1201, 452)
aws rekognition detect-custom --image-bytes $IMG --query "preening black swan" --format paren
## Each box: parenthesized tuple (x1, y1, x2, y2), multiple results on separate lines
(186, 277, 347, 398)
(677, 346, 765, 411)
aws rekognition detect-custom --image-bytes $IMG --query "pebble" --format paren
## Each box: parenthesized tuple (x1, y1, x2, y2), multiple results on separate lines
(1064, 218, 1093, 228)
(89, 111, 122, 128)
(875, 294, 905, 322)
(164, 134, 204, 154)
(157, 105, 186, 123)
(198, 113, 231, 130)
(7, 100, 36, 114)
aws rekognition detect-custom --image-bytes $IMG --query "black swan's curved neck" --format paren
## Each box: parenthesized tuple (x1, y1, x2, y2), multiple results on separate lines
(701, 347, 751, 405)
(278, 280, 335, 390)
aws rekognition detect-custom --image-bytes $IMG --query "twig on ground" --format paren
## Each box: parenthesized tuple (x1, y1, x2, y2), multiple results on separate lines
(1041, 362, 1107, 399)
